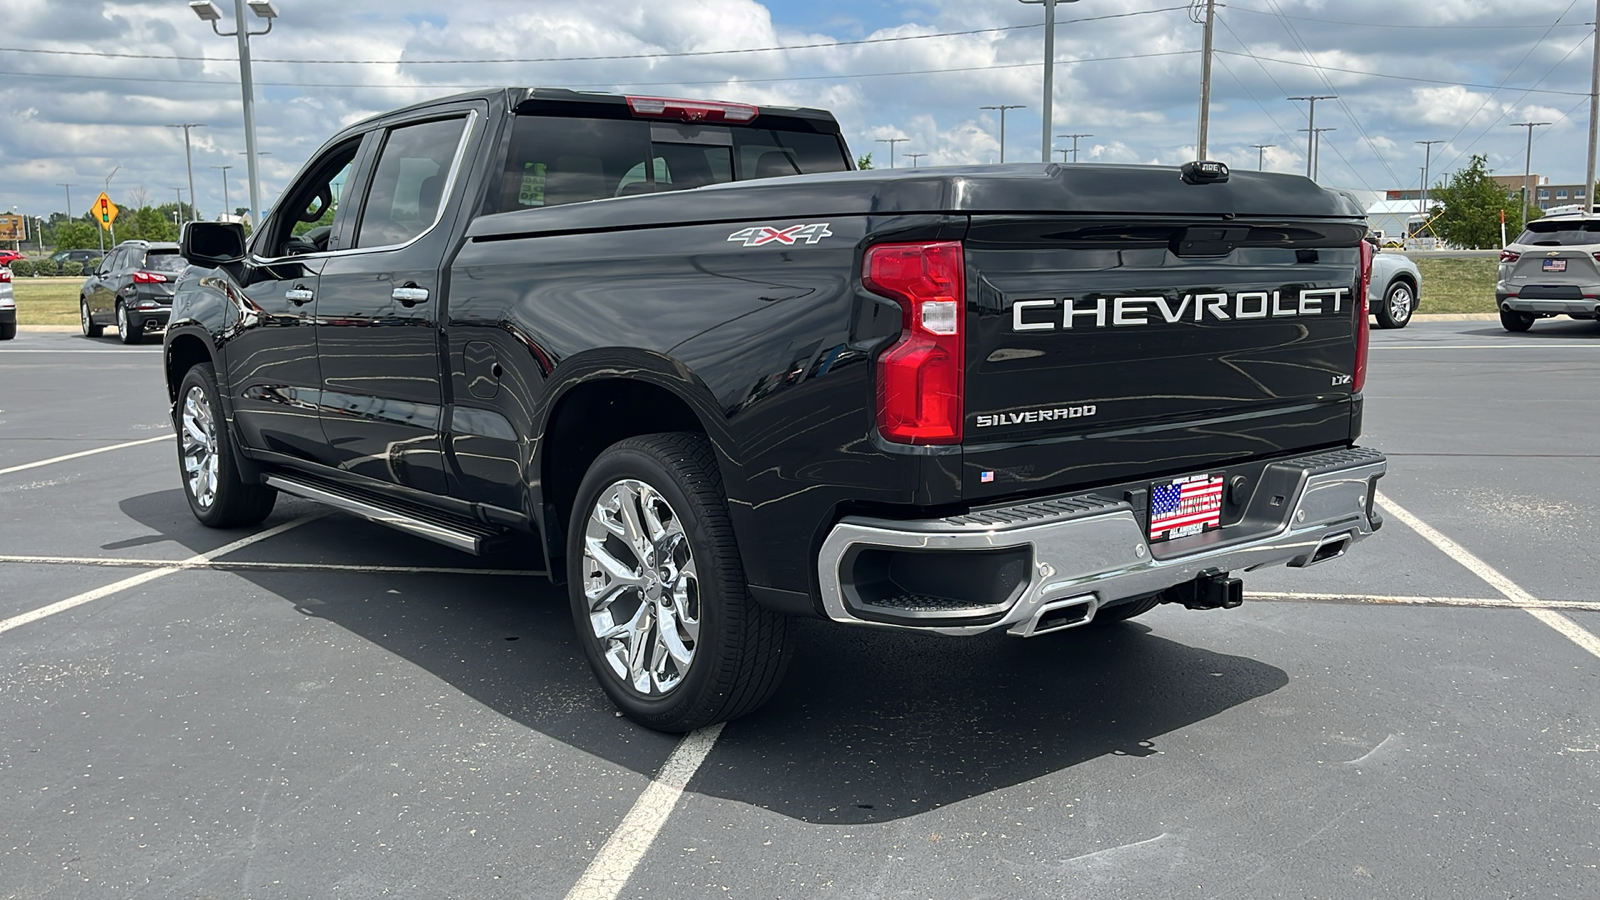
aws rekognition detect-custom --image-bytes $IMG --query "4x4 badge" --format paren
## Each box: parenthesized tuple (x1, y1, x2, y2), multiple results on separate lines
(727, 223, 833, 247)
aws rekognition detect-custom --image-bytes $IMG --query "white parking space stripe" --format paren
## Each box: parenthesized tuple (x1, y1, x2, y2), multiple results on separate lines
(1376, 492, 1600, 661)
(1250, 591, 1600, 613)
(564, 724, 725, 900)
(1374, 343, 1600, 351)
(0, 554, 544, 577)
(0, 435, 171, 477)
(0, 514, 320, 637)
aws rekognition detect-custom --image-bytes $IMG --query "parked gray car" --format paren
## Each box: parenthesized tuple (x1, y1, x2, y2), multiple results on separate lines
(1369, 243, 1422, 329)
(1496, 212, 1600, 331)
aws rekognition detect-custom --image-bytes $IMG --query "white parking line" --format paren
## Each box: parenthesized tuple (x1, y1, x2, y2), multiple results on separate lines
(1249, 591, 1600, 613)
(0, 514, 320, 637)
(1374, 343, 1600, 350)
(564, 724, 725, 900)
(1376, 492, 1600, 661)
(0, 435, 171, 477)
(0, 554, 543, 577)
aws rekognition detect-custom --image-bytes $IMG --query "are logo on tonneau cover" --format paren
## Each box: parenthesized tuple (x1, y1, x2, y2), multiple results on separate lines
(727, 223, 833, 247)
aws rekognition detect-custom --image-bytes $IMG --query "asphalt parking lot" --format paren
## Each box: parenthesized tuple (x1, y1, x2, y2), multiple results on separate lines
(2, 322, 1597, 899)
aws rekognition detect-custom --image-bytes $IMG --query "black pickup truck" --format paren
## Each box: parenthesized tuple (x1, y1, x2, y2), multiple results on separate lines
(167, 88, 1386, 731)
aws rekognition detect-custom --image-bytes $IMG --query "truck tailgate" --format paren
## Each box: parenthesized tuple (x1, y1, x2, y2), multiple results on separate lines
(962, 216, 1366, 499)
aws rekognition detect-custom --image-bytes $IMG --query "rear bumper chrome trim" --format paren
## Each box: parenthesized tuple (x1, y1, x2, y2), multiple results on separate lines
(817, 447, 1387, 636)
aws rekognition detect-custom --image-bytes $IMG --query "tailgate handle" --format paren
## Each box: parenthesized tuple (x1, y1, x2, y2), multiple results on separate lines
(1173, 225, 1250, 258)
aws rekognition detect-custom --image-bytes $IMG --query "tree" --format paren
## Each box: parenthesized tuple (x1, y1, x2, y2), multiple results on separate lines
(856, 152, 874, 170)
(53, 221, 100, 251)
(1430, 155, 1523, 249)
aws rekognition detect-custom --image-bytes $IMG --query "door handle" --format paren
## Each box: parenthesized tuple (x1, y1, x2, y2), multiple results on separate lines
(391, 285, 430, 306)
(285, 287, 314, 306)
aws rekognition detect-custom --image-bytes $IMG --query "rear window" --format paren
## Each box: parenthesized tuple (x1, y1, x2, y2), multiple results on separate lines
(1515, 219, 1600, 246)
(145, 250, 187, 272)
(494, 116, 849, 211)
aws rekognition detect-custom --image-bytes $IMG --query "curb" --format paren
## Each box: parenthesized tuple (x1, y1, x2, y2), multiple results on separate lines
(18, 325, 83, 333)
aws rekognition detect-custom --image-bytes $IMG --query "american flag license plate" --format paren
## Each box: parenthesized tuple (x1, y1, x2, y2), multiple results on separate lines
(1543, 259, 1567, 272)
(1148, 473, 1225, 542)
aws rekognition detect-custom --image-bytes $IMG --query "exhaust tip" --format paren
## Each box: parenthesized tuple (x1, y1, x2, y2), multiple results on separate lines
(1013, 593, 1098, 637)
(1291, 532, 1354, 568)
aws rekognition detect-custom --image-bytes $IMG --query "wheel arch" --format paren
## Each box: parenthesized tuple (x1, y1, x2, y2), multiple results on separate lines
(164, 329, 218, 403)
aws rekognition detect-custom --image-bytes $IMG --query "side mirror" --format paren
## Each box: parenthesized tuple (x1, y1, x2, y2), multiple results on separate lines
(182, 221, 247, 267)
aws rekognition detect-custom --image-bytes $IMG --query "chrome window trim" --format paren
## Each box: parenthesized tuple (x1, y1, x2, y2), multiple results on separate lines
(249, 108, 481, 267)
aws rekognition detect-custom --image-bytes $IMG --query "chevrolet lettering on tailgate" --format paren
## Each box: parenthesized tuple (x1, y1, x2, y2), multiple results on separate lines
(1012, 288, 1351, 332)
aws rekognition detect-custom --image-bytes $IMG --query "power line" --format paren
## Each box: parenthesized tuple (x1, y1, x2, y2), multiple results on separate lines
(1225, 5, 1586, 29)
(1210, 50, 1591, 97)
(0, 7, 1191, 66)
(1436, 27, 1594, 176)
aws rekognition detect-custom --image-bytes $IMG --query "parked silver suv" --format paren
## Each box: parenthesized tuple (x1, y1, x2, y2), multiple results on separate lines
(1497, 212, 1600, 332)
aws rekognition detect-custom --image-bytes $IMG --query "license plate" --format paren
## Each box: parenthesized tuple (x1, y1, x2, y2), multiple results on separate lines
(1543, 259, 1568, 272)
(1148, 473, 1225, 542)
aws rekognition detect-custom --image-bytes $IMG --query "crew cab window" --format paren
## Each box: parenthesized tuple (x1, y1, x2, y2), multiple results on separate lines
(263, 137, 360, 258)
(355, 117, 468, 248)
(495, 116, 850, 211)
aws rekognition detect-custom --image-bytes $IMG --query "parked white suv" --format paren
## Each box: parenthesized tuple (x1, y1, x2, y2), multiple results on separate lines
(1497, 212, 1600, 332)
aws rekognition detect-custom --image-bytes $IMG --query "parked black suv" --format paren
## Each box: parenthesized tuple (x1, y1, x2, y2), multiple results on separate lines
(80, 240, 184, 344)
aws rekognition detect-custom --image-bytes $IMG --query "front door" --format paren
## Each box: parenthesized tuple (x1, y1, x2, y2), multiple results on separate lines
(314, 110, 478, 496)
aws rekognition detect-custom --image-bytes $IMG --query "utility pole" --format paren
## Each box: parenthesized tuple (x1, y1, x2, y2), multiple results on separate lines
(875, 137, 908, 169)
(1057, 133, 1093, 162)
(1251, 143, 1275, 171)
(1019, 0, 1082, 162)
(981, 104, 1027, 163)
(1299, 127, 1336, 181)
(173, 188, 186, 228)
(192, 0, 277, 227)
(1588, 0, 1600, 212)
(1288, 95, 1337, 178)
(1415, 139, 1444, 213)
(56, 183, 74, 222)
(1196, 0, 1217, 158)
(1512, 121, 1552, 218)
(168, 124, 205, 225)
(212, 164, 234, 220)
(906, 153, 928, 168)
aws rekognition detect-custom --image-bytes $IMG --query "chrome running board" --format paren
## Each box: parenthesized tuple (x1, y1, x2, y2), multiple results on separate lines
(264, 475, 500, 555)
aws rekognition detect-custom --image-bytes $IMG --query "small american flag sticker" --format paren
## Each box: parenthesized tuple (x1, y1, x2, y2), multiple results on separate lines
(1149, 473, 1225, 542)
(980, 471, 995, 483)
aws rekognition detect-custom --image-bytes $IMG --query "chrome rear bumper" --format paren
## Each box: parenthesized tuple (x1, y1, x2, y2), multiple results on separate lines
(817, 447, 1387, 637)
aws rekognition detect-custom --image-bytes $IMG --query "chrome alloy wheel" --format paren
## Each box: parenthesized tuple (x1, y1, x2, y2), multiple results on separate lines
(80, 299, 90, 335)
(180, 385, 220, 510)
(116, 303, 128, 335)
(582, 479, 701, 696)
(1387, 284, 1414, 325)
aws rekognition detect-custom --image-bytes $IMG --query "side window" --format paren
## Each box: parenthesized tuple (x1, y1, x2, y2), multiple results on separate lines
(354, 117, 468, 248)
(265, 137, 361, 258)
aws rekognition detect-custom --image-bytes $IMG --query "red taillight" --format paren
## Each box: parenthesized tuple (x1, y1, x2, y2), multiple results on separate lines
(865, 241, 965, 445)
(1355, 239, 1373, 393)
(1501, 250, 1521, 263)
(626, 95, 758, 123)
(132, 271, 167, 284)
(0, 268, 11, 283)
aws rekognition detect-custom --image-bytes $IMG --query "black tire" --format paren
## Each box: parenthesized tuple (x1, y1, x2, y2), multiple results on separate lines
(80, 297, 103, 338)
(1092, 594, 1163, 625)
(117, 302, 143, 345)
(1374, 280, 1415, 329)
(1500, 308, 1535, 333)
(567, 432, 790, 732)
(0, 321, 15, 341)
(174, 363, 277, 528)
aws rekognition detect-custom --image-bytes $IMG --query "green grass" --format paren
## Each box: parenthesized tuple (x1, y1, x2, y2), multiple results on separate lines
(1412, 257, 1498, 314)
(12, 278, 86, 326)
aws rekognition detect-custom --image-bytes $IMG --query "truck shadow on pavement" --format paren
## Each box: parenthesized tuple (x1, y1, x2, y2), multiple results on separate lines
(122, 491, 1289, 825)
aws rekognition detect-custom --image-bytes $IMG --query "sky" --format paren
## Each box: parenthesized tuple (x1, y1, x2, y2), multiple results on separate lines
(2, 0, 1596, 222)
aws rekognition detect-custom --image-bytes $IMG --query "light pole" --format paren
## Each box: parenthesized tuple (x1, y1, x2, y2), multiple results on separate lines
(168, 123, 206, 225)
(1298, 127, 1336, 181)
(56, 183, 74, 222)
(875, 137, 908, 169)
(1194, 0, 1217, 158)
(981, 104, 1027, 163)
(1415, 139, 1443, 214)
(1057, 132, 1092, 162)
(1512, 121, 1551, 218)
(190, 0, 277, 228)
(1288, 95, 1337, 178)
(211, 164, 233, 220)
(906, 153, 928, 168)
(173, 188, 186, 229)
(35, 216, 45, 256)
(1019, 0, 1081, 162)
(1589, 0, 1600, 212)
(1251, 143, 1275, 171)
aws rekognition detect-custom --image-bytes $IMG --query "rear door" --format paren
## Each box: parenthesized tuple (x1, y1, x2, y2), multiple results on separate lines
(962, 216, 1365, 500)
(314, 104, 482, 496)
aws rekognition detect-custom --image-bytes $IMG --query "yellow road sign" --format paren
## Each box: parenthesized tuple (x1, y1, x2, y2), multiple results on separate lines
(95, 192, 119, 230)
